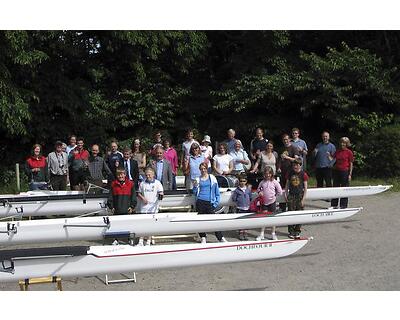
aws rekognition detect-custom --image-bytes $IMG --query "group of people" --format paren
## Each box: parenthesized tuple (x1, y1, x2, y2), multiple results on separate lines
(24, 127, 354, 243)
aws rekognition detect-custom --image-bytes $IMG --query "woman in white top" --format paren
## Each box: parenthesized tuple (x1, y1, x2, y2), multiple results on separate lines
(213, 142, 234, 175)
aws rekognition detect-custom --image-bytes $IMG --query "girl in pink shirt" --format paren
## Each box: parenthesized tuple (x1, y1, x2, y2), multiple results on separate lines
(256, 166, 283, 240)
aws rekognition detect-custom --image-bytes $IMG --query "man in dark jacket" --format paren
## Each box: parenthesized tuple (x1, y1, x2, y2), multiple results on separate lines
(122, 147, 140, 189)
(108, 168, 137, 215)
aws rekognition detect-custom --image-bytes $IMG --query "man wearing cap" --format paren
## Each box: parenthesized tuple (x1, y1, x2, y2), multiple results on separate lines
(47, 141, 69, 190)
(201, 135, 213, 173)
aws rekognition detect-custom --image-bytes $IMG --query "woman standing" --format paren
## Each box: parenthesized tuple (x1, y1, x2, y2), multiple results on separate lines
(184, 142, 205, 190)
(132, 138, 147, 182)
(249, 142, 279, 176)
(163, 139, 179, 190)
(193, 162, 226, 244)
(330, 137, 354, 208)
(25, 144, 48, 190)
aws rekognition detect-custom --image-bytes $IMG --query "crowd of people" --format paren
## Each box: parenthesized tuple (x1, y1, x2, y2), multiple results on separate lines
(24, 127, 354, 243)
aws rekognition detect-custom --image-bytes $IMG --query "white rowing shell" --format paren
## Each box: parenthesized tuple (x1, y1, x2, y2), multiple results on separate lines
(0, 207, 361, 244)
(0, 185, 390, 218)
(0, 238, 310, 282)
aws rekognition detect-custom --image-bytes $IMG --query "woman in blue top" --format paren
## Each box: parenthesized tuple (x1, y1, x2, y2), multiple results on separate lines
(183, 142, 205, 190)
(193, 162, 226, 244)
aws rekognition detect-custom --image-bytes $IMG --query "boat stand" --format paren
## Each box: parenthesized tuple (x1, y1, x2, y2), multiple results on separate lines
(19, 276, 62, 291)
(103, 273, 136, 285)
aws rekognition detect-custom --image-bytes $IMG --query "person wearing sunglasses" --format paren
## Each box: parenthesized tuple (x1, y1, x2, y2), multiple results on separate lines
(183, 142, 205, 190)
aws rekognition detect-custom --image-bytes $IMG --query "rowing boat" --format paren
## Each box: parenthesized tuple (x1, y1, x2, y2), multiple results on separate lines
(0, 207, 361, 244)
(0, 185, 390, 218)
(0, 238, 310, 282)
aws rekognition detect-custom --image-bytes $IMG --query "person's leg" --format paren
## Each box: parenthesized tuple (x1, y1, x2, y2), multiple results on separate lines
(316, 168, 324, 188)
(331, 170, 340, 207)
(287, 196, 295, 236)
(172, 173, 177, 190)
(197, 200, 210, 241)
(325, 168, 333, 187)
(339, 170, 350, 208)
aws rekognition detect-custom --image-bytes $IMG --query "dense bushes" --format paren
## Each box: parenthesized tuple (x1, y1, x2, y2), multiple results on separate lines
(364, 124, 400, 177)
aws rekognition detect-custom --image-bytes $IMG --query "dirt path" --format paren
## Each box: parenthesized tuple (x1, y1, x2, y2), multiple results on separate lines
(0, 191, 399, 291)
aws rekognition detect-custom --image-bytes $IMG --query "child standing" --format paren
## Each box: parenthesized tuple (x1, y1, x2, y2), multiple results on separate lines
(285, 159, 308, 239)
(108, 168, 137, 215)
(232, 174, 252, 240)
(137, 167, 164, 246)
(256, 166, 282, 240)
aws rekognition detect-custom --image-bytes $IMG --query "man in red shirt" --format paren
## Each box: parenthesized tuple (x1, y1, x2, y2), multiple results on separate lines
(330, 137, 354, 208)
(68, 137, 90, 191)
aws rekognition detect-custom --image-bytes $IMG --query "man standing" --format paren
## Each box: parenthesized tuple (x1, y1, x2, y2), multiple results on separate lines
(150, 146, 173, 190)
(313, 131, 336, 188)
(224, 129, 241, 153)
(68, 137, 90, 191)
(87, 144, 112, 188)
(291, 128, 308, 170)
(47, 141, 69, 191)
(122, 147, 140, 189)
(249, 128, 268, 165)
(106, 140, 124, 180)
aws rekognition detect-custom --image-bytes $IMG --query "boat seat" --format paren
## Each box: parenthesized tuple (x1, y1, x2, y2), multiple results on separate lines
(0, 246, 89, 261)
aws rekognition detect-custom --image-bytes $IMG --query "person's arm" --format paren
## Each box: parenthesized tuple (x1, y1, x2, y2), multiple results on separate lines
(213, 181, 221, 208)
(44, 159, 49, 182)
(284, 177, 289, 201)
(213, 157, 222, 175)
(275, 180, 283, 196)
(250, 157, 260, 173)
(107, 185, 114, 210)
(128, 184, 137, 213)
(132, 160, 139, 185)
(167, 163, 173, 189)
(302, 180, 308, 208)
(242, 151, 250, 165)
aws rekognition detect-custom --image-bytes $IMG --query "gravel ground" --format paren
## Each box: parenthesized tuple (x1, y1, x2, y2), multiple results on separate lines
(0, 191, 399, 291)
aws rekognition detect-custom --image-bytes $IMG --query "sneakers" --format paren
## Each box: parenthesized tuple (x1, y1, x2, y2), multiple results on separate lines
(288, 234, 295, 239)
(269, 233, 278, 240)
(288, 233, 301, 239)
(112, 239, 119, 246)
(137, 238, 144, 246)
(145, 239, 151, 246)
(256, 234, 265, 241)
(201, 237, 207, 244)
(219, 237, 228, 243)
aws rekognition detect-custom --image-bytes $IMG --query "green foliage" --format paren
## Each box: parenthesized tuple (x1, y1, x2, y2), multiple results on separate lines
(365, 124, 400, 177)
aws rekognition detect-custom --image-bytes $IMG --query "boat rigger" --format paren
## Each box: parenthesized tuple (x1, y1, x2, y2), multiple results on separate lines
(0, 207, 362, 244)
(0, 238, 311, 282)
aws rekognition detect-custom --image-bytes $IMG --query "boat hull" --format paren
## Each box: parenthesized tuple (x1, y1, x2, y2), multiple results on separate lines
(0, 185, 390, 218)
(0, 238, 309, 282)
(0, 208, 361, 244)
